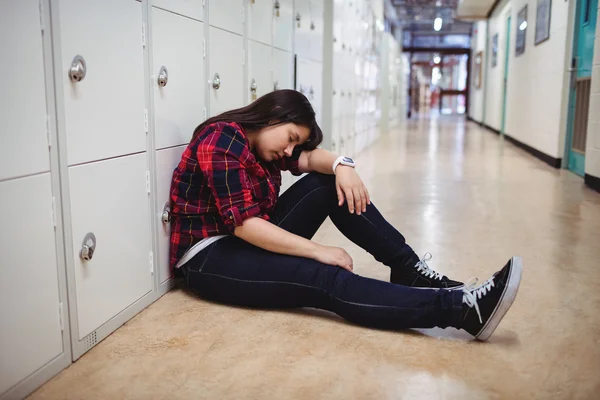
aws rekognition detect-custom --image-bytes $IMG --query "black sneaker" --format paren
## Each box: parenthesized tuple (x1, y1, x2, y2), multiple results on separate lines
(461, 257, 523, 341)
(390, 253, 464, 289)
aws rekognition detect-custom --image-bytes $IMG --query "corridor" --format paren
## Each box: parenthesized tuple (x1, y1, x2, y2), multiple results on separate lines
(30, 116, 600, 400)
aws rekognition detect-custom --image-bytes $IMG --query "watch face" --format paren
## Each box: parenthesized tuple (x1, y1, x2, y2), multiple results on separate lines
(343, 157, 354, 163)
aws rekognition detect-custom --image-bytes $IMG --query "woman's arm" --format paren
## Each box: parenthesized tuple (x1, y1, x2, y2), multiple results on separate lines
(297, 148, 337, 174)
(233, 217, 353, 271)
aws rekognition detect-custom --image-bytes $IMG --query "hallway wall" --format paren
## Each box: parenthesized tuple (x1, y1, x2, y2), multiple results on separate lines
(484, 0, 573, 160)
(469, 21, 487, 123)
(586, 5, 600, 180)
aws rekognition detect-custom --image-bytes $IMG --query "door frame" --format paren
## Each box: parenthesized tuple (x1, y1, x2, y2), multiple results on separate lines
(500, 14, 511, 136)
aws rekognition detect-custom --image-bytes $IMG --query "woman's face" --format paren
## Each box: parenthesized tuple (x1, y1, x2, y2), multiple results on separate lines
(253, 122, 311, 162)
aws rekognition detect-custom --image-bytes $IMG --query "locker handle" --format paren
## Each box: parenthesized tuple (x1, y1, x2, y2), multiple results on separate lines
(157, 66, 168, 87)
(212, 73, 221, 90)
(274, 0, 280, 17)
(250, 78, 258, 93)
(309, 86, 314, 100)
(296, 12, 301, 28)
(69, 55, 87, 82)
(80, 232, 97, 261)
(274, 80, 280, 90)
(162, 202, 171, 224)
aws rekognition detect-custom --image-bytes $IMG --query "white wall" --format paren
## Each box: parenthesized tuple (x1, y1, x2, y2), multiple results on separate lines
(485, 0, 573, 159)
(469, 20, 487, 123)
(585, 4, 600, 178)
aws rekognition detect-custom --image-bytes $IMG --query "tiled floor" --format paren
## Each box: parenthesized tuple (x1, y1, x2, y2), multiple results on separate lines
(30, 116, 600, 399)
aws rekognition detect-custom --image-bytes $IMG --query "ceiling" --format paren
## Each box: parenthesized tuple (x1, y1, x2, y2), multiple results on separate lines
(386, 0, 495, 34)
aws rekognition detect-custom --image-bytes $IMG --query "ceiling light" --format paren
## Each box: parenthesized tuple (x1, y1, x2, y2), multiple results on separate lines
(519, 21, 527, 30)
(434, 17, 442, 31)
(434, 55, 441, 64)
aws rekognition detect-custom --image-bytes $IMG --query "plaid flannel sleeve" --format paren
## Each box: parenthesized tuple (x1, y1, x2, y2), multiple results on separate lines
(196, 124, 265, 231)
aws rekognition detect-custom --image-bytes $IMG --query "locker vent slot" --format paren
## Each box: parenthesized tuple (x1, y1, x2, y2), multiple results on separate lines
(573, 78, 591, 153)
(84, 331, 98, 351)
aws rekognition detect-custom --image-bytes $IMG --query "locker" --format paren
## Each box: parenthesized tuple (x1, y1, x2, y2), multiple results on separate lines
(209, 0, 243, 35)
(293, 0, 311, 59)
(247, 40, 274, 104)
(156, 146, 187, 285)
(58, 0, 146, 166)
(208, 27, 244, 116)
(273, 0, 293, 51)
(0, 174, 64, 396)
(247, 0, 273, 46)
(152, 0, 204, 22)
(309, 0, 323, 62)
(272, 48, 294, 90)
(0, 0, 50, 182)
(152, 7, 205, 150)
(68, 153, 153, 340)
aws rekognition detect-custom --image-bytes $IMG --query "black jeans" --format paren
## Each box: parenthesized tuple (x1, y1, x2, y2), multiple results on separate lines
(182, 173, 463, 330)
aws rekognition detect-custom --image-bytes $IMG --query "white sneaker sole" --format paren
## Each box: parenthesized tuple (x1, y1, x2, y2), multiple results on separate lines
(476, 257, 523, 341)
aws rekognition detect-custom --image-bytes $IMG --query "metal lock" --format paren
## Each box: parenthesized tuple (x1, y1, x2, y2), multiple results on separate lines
(69, 55, 87, 82)
(250, 78, 258, 101)
(212, 73, 221, 90)
(309, 86, 314, 100)
(296, 12, 301, 28)
(157, 66, 168, 87)
(273, 80, 280, 91)
(310, 21, 315, 31)
(161, 202, 171, 224)
(274, 0, 280, 17)
(80, 232, 97, 261)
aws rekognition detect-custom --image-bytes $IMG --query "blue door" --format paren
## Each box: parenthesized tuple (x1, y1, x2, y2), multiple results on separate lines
(566, 0, 598, 176)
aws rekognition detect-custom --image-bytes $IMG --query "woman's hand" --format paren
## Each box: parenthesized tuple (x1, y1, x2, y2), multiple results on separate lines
(313, 245, 354, 271)
(335, 167, 371, 215)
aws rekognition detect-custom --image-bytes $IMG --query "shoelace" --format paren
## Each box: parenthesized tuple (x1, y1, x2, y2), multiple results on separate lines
(462, 276, 496, 323)
(414, 253, 443, 280)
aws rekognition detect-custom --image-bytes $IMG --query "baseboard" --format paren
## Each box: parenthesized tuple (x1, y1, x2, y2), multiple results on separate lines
(479, 124, 561, 168)
(466, 115, 483, 125)
(585, 174, 600, 193)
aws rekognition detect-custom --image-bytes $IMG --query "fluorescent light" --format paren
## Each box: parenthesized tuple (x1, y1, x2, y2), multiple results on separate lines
(434, 56, 441, 64)
(434, 17, 442, 31)
(519, 21, 527, 30)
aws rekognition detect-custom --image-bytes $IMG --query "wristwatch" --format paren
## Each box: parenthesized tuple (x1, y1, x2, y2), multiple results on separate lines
(332, 156, 356, 174)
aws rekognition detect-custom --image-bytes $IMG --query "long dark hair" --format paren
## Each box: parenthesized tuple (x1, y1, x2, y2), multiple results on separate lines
(192, 89, 323, 151)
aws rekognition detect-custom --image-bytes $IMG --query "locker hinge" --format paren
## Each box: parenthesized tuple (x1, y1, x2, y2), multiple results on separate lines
(146, 171, 151, 193)
(203, 107, 207, 121)
(142, 23, 147, 47)
(46, 115, 52, 149)
(39, 0, 44, 32)
(59, 302, 64, 331)
(203, 38, 206, 59)
(144, 109, 149, 132)
(149, 251, 154, 275)
(51, 196, 57, 227)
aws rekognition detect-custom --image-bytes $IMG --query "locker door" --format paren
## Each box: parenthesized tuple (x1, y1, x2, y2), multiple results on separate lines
(248, 40, 274, 103)
(0, 175, 63, 396)
(0, 0, 50, 181)
(156, 146, 187, 285)
(309, 60, 323, 125)
(272, 48, 294, 90)
(273, 0, 293, 51)
(152, 8, 205, 150)
(309, 0, 323, 62)
(58, 0, 146, 166)
(209, 0, 243, 35)
(248, 0, 273, 46)
(294, 0, 311, 59)
(209, 27, 244, 116)
(68, 153, 152, 339)
(152, 0, 204, 21)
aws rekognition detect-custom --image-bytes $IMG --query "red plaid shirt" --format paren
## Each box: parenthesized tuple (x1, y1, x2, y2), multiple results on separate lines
(169, 121, 302, 275)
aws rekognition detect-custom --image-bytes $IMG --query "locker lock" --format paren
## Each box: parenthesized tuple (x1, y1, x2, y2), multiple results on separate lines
(69, 55, 87, 82)
(80, 232, 97, 261)
(157, 66, 168, 87)
(212, 73, 221, 90)
(310, 21, 315, 31)
(273, 80, 280, 91)
(296, 12, 301, 28)
(309, 86, 314, 100)
(274, 0, 280, 17)
(161, 202, 171, 224)
(250, 79, 257, 93)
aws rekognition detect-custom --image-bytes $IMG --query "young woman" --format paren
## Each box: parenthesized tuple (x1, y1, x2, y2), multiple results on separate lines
(169, 90, 522, 341)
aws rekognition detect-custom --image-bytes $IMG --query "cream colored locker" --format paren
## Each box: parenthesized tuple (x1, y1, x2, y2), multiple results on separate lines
(152, 7, 205, 150)
(0, 175, 66, 398)
(67, 154, 153, 343)
(0, 0, 50, 182)
(247, 40, 273, 103)
(272, 48, 294, 90)
(248, 0, 273, 46)
(273, 0, 293, 51)
(294, 0, 311, 59)
(155, 146, 187, 285)
(209, 27, 244, 116)
(57, 0, 146, 166)
(152, 0, 204, 21)
(209, 0, 243, 35)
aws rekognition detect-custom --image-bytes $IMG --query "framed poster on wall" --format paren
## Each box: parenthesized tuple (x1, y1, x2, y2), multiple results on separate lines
(516, 5, 528, 56)
(535, 0, 552, 45)
(491, 34, 498, 67)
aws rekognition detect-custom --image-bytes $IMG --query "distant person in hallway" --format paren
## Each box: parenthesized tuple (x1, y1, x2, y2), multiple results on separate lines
(169, 89, 522, 341)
